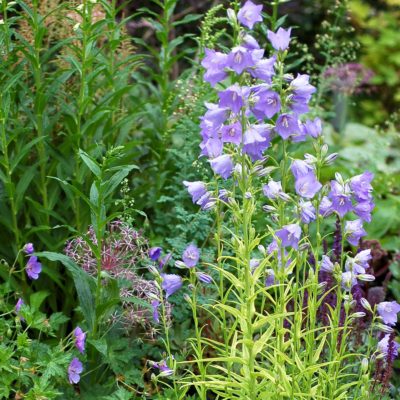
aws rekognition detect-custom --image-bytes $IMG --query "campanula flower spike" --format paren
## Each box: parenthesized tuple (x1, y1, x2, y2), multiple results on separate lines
(178, 1, 397, 398)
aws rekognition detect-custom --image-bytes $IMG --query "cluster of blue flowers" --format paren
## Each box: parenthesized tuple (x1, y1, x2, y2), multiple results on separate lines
(182, 0, 399, 362)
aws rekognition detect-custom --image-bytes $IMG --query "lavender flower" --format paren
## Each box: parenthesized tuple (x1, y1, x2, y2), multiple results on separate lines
(209, 154, 234, 179)
(159, 252, 172, 269)
(265, 269, 275, 287)
(341, 271, 357, 291)
(24, 243, 34, 255)
(68, 358, 83, 384)
(345, 219, 367, 246)
(350, 171, 374, 202)
(294, 171, 322, 199)
(319, 196, 333, 216)
(201, 48, 228, 86)
(153, 359, 174, 376)
(329, 180, 353, 217)
(221, 122, 242, 145)
(161, 274, 183, 298)
(354, 201, 374, 223)
(251, 88, 281, 119)
(73, 327, 86, 354)
(275, 113, 300, 140)
(182, 244, 200, 268)
(377, 301, 400, 326)
(237, 0, 263, 29)
(321, 255, 334, 273)
(267, 27, 292, 51)
(299, 200, 316, 224)
(15, 298, 24, 313)
(218, 84, 246, 114)
(377, 334, 399, 357)
(302, 118, 322, 138)
(227, 46, 257, 75)
(262, 180, 288, 201)
(26, 256, 42, 280)
(149, 247, 162, 261)
(249, 56, 276, 82)
(183, 181, 207, 204)
(151, 300, 160, 323)
(276, 224, 301, 249)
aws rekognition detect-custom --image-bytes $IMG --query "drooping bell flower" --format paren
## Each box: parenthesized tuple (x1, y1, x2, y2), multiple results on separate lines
(377, 301, 400, 326)
(299, 200, 316, 224)
(344, 219, 367, 246)
(209, 154, 234, 179)
(149, 247, 162, 261)
(161, 274, 183, 298)
(183, 181, 207, 204)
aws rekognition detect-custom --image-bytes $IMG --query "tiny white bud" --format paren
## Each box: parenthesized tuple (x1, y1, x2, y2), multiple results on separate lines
(175, 260, 187, 269)
(258, 245, 266, 255)
(361, 357, 369, 372)
(0, 19, 4, 25)
(244, 192, 252, 199)
(375, 323, 394, 333)
(77, 4, 84, 11)
(73, 22, 81, 31)
(360, 298, 372, 312)
(321, 144, 329, 156)
(325, 153, 338, 165)
(227, 8, 236, 22)
(351, 312, 366, 319)
(357, 274, 375, 282)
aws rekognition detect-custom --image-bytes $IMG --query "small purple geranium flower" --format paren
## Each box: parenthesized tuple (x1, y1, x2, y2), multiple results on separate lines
(182, 244, 200, 268)
(24, 243, 34, 255)
(153, 358, 174, 376)
(73, 327, 86, 354)
(377, 301, 400, 326)
(16, 298, 24, 313)
(237, 0, 263, 29)
(267, 27, 292, 51)
(161, 274, 182, 298)
(68, 358, 83, 385)
(26, 256, 42, 280)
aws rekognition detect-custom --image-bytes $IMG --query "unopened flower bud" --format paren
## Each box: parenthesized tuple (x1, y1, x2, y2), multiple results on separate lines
(245, 192, 252, 199)
(73, 22, 81, 31)
(304, 153, 317, 164)
(351, 312, 366, 319)
(321, 144, 329, 156)
(263, 205, 276, 213)
(360, 298, 372, 312)
(175, 261, 187, 269)
(283, 73, 294, 81)
(183, 293, 191, 303)
(357, 274, 375, 282)
(187, 284, 195, 291)
(325, 153, 338, 165)
(227, 8, 236, 22)
(335, 172, 344, 185)
(77, 4, 84, 11)
(148, 265, 160, 276)
(258, 245, 266, 255)
(375, 323, 394, 333)
(361, 358, 369, 372)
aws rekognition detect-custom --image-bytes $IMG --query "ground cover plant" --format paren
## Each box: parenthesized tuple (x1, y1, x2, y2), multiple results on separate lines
(0, 0, 399, 399)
